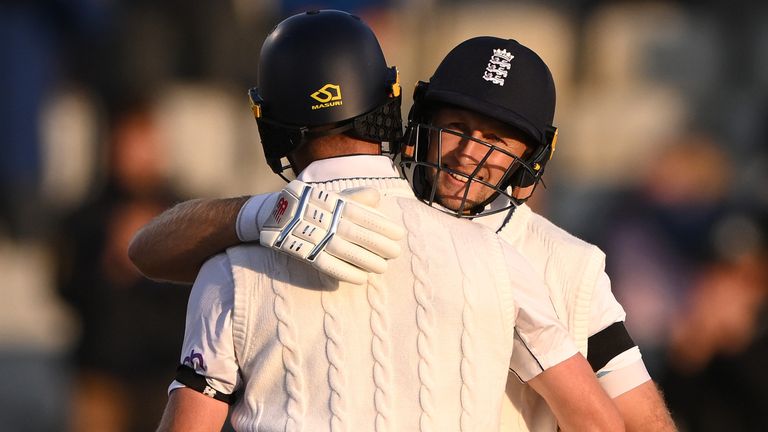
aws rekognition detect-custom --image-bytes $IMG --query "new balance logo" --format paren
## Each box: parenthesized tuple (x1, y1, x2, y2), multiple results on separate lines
(272, 196, 289, 224)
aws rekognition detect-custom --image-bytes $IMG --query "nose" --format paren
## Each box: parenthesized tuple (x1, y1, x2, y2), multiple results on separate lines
(455, 130, 487, 163)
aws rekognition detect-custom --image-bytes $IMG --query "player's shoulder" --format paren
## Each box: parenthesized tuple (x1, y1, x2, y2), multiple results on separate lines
(396, 195, 494, 233)
(200, 252, 234, 277)
(510, 204, 601, 252)
(191, 253, 235, 307)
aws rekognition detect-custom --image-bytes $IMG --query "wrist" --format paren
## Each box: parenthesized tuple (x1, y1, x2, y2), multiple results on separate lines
(236, 193, 281, 242)
(236, 195, 265, 242)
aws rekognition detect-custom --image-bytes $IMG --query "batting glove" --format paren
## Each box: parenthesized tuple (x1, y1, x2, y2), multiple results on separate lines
(258, 180, 405, 284)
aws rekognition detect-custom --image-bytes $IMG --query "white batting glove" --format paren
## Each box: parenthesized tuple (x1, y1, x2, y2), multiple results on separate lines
(259, 180, 405, 284)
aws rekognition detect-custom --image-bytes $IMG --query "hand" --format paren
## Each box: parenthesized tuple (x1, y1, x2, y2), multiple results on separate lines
(259, 180, 405, 284)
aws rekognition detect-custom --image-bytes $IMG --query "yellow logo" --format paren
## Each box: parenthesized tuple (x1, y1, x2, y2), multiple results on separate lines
(311, 84, 343, 110)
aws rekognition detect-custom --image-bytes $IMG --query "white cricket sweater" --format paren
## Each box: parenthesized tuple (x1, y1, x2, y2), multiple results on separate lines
(492, 203, 607, 431)
(225, 175, 574, 432)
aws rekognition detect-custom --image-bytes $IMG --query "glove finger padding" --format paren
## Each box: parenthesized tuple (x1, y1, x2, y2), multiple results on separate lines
(340, 188, 406, 243)
(312, 253, 368, 285)
(338, 186, 381, 208)
(323, 235, 388, 274)
(335, 218, 401, 259)
(259, 180, 405, 284)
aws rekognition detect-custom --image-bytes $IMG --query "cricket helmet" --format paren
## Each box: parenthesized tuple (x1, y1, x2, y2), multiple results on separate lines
(400, 36, 558, 216)
(248, 9, 402, 175)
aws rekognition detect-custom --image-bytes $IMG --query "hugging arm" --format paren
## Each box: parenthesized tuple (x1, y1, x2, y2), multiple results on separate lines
(527, 353, 624, 431)
(502, 244, 623, 430)
(614, 380, 676, 431)
(129, 197, 248, 284)
(129, 181, 406, 285)
(587, 274, 677, 431)
(156, 388, 228, 432)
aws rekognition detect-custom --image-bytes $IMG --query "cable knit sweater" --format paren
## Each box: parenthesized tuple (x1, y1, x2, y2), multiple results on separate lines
(224, 178, 571, 432)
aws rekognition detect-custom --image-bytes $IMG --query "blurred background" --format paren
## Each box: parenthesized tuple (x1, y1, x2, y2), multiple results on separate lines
(0, 0, 766, 431)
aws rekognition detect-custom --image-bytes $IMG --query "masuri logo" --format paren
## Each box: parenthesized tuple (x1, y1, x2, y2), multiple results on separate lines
(310, 84, 343, 110)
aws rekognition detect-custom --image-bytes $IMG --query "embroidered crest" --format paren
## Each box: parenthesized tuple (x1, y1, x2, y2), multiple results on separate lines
(482, 48, 514, 86)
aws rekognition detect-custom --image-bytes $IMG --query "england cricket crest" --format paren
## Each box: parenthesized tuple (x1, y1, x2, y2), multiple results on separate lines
(483, 49, 514, 86)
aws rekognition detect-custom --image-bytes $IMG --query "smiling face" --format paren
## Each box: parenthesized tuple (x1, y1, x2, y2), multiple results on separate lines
(424, 106, 531, 213)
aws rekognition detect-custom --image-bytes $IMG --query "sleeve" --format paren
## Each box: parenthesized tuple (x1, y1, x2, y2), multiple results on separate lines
(587, 272, 650, 397)
(588, 272, 626, 335)
(167, 253, 241, 402)
(596, 348, 651, 398)
(501, 245, 579, 382)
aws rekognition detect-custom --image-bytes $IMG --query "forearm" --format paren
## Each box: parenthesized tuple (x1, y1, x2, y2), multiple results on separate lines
(157, 387, 228, 432)
(528, 353, 624, 431)
(614, 380, 677, 432)
(129, 197, 248, 283)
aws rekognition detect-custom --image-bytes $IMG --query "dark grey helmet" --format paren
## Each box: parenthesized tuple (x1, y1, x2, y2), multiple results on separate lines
(249, 10, 402, 175)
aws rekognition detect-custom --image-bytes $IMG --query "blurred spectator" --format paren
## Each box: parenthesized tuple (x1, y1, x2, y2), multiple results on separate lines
(599, 133, 733, 375)
(545, 2, 692, 241)
(595, 131, 768, 428)
(662, 211, 768, 431)
(669, 212, 767, 373)
(0, 235, 77, 430)
(55, 100, 189, 432)
(0, 2, 110, 431)
(0, 2, 51, 239)
(0, 0, 112, 240)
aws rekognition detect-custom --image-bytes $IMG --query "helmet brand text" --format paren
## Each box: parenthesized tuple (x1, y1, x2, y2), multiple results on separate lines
(311, 84, 343, 110)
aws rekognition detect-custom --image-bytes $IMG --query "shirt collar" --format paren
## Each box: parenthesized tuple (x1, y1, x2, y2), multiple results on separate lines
(474, 206, 512, 231)
(296, 155, 401, 182)
(474, 192, 515, 229)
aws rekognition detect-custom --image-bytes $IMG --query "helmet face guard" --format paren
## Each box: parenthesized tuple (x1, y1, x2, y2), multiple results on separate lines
(398, 37, 558, 217)
(399, 119, 552, 217)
